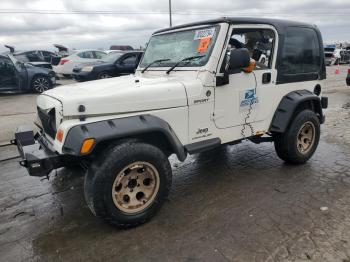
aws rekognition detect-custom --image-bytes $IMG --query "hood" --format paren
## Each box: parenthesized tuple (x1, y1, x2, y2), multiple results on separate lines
(42, 74, 188, 116)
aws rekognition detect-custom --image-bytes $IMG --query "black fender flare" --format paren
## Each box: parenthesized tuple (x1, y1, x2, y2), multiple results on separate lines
(269, 90, 323, 133)
(62, 114, 187, 161)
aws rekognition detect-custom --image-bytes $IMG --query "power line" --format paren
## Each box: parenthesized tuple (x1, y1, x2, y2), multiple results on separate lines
(0, 9, 349, 16)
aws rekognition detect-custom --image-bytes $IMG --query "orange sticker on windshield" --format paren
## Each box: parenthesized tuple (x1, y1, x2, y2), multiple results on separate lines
(197, 37, 211, 53)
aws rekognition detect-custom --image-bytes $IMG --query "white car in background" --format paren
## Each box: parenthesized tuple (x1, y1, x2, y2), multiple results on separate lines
(53, 49, 107, 77)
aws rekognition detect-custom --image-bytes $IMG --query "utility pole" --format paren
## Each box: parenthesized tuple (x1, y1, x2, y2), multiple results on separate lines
(169, 0, 172, 27)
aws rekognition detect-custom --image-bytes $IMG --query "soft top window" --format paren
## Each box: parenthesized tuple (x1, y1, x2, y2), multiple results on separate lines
(280, 27, 321, 75)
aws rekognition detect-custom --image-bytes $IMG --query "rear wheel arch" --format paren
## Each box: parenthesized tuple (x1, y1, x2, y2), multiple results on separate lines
(269, 90, 323, 133)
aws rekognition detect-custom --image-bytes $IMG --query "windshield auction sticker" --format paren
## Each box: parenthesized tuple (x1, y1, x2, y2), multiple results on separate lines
(194, 28, 215, 40)
(197, 37, 211, 53)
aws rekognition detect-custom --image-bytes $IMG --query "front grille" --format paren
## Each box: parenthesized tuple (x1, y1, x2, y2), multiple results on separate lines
(73, 68, 81, 73)
(37, 107, 56, 139)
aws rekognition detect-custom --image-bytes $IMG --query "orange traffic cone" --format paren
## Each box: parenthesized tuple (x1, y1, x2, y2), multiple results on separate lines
(335, 64, 340, 75)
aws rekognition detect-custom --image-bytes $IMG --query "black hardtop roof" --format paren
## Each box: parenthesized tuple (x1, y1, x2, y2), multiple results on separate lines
(153, 17, 316, 35)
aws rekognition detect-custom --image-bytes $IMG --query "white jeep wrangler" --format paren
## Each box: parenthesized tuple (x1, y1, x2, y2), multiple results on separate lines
(13, 17, 328, 227)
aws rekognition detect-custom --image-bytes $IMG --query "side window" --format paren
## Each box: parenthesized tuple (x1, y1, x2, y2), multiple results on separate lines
(0, 57, 15, 78)
(42, 51, 53, 62)
(121, 54, 137, 66)
(94, 51, 107, 59)
(14, 54, 29, 62)
(229, 29, 275, 70)
(26, 51, 42, 62)
(77, 51, 95, 59)
(280, 27, 320, 75)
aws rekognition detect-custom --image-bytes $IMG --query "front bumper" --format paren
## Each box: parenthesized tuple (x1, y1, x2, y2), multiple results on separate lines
(12, 125, 68, 177)
(72, 72, 97, 82)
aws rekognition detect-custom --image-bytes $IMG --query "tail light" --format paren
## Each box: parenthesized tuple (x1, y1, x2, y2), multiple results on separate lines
(60, 59, 69, 65)
(348, 68, 350, 74)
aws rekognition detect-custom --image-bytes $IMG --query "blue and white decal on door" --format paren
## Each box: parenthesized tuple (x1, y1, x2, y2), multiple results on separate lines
(239, 89, 259, 111)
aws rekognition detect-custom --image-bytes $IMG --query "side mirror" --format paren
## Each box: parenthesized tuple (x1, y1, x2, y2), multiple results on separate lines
(229, 48, 251, 70)
(216, 48, 252, 87)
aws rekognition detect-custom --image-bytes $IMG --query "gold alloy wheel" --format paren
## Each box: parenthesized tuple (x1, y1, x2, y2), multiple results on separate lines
(112, 161, 160, 214)
(297, 121, 316, 154)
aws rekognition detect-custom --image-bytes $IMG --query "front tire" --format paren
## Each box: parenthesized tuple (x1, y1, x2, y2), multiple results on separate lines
(84, 140, 172, 228)
(98, 72, 111, 79)
(274, 110, 320, 164)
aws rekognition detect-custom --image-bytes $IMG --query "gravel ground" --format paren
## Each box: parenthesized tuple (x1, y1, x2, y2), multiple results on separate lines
(0, 66, 349, 262)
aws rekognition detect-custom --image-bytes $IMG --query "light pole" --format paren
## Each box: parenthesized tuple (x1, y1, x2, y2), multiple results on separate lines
(169, 0, 172, 27)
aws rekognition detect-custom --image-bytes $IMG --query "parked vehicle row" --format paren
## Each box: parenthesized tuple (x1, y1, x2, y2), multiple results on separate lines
(324, 45, 350, 66)
(0, 43, 144, 92)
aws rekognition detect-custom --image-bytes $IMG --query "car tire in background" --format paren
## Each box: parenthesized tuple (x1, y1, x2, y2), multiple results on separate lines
(31, 75, 51, 93)
(98, 72, 111, 79)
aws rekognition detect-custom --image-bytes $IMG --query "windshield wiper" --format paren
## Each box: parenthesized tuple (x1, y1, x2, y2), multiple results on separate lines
(141, 58, 171, 73)
(166, 55, 205, 74)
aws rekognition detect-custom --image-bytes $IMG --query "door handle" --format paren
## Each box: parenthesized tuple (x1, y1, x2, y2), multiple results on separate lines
(262, 73, 271, 84)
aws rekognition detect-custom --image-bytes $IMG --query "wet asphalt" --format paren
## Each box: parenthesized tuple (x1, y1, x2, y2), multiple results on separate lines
(0, 66, 350, 262)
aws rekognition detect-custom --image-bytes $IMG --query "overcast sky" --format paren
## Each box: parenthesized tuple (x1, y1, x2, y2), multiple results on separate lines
(0, 0, 349, 52)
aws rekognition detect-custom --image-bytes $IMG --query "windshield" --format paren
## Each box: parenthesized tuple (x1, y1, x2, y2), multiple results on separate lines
(140, 25, 220, 68)
(102, 52, 123, 63)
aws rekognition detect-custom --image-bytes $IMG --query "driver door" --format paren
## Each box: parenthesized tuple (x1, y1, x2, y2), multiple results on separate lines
(0, 56, 19, 91)
(214, 25, 277, 129)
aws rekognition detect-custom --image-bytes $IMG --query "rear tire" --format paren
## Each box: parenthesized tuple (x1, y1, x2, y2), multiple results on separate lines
(274, 110, 320, 164)
(84, 140, 172, 228)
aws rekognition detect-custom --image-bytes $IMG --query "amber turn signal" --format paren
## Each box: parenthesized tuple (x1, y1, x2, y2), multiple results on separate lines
(80, 138, 95, 154)
(56, 129, 64, 142)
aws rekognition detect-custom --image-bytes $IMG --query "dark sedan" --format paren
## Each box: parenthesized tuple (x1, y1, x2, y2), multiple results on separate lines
(4, 46, 56, 69)
(73, 51, 143, 82)
(0, 54, 56, 93)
